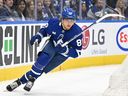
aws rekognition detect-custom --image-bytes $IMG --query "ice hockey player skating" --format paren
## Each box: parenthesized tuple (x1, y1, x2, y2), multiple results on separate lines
(6, 7, 83, 92)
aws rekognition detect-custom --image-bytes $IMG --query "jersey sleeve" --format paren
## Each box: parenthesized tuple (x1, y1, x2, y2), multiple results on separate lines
(67, 26, 83, 58)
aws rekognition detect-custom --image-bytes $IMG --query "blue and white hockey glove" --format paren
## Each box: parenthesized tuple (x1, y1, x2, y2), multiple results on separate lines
(30, 33, 43, 45)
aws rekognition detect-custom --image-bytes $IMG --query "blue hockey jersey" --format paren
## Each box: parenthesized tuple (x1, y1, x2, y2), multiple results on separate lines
(39, 18, 83, 58)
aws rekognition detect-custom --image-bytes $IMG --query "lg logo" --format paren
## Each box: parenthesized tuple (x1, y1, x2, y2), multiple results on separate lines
(82, 25, 105, 50)
(92, 29, 105, 45)
(82, 25, 90, 50)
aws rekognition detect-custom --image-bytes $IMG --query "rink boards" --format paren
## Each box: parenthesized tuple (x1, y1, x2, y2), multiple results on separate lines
(0, 21, 128, 81)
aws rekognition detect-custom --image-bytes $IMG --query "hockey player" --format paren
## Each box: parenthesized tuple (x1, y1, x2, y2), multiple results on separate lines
(6, 7, 83, 92)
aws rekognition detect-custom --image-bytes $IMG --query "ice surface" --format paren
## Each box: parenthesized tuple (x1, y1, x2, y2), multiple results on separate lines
(0, 65, 120, 96)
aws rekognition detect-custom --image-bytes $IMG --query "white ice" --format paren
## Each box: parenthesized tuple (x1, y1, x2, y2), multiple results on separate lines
(0, 65, 120, 96)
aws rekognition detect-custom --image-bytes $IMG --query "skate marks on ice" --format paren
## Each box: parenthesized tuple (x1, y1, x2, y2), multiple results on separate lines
(0, 65, 120, 96)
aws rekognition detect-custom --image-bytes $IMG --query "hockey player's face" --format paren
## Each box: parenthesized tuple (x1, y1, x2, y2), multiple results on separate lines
(62, 19, 75, 30)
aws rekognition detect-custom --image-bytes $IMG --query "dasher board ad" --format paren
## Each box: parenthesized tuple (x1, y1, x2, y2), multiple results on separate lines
(79, 22, 128, 57)
(0, 21, 127, 67)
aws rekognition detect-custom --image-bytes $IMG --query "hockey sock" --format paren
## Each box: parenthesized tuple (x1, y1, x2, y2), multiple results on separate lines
(20, 65, 43, 84)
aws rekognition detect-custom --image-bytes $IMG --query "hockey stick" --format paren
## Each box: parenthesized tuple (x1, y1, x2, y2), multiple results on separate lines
(61, 14, 125, 47)
(105, 4, 128, 20)
(106, 4, 119, 14)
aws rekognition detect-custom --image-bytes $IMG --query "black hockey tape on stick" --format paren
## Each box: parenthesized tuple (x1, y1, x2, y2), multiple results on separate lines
(62, 14, 125, 47)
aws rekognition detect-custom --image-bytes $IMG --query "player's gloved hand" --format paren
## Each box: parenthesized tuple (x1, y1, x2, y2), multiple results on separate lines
(30, 34, 42, 45)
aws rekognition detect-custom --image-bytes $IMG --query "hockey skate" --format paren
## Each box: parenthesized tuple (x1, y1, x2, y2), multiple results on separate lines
(24, 75, 35, 91)
(6, 79, 21, 91)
